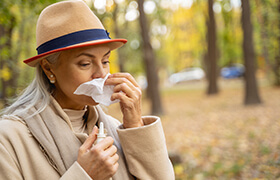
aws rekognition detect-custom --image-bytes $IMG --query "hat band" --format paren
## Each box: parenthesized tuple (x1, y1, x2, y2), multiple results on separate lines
(36, 29, 111, 55)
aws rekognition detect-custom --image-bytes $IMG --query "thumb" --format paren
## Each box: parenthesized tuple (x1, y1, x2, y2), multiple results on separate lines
(80, 126, 98, 152)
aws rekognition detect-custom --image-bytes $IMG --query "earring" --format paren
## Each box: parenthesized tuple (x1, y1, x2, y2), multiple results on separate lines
(50, 74, 55, 84)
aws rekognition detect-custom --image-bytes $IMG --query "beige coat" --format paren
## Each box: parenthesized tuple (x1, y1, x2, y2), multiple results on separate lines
(0, 97, 174, 180)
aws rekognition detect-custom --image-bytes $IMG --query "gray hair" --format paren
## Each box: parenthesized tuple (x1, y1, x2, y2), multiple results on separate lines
(1, 52, 61, 118)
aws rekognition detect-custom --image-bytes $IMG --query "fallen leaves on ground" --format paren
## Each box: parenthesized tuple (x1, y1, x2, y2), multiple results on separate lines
(107, 79, 280, 179)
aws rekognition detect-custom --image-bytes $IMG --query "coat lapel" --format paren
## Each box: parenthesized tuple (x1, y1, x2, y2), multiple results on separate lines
(20, 99, 82, 175)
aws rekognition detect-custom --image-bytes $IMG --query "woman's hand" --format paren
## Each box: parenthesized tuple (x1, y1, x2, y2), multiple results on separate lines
(105, 73, 144, 128)
(77, 126, 119, 180)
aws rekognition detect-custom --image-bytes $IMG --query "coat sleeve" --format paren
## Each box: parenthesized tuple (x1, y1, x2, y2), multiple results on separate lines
(60, 161, 92, 180)
(0, 122, 92, 180)
(117, 116, 175, 180)
(0, 142, 92, 180)
(0, 143, 23, 180)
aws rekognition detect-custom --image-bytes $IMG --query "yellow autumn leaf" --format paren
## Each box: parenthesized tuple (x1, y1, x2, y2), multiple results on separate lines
(0, 66, 11, 81)
(174, 164, 184, 175)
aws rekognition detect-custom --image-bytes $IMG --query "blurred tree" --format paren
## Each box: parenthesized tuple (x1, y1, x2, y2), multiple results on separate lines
(252, 0, 280, 86)
(219, 0, 242, 67)
(89, 1, 125, 73)
(255, 0, 271, 70)
(112, 2, 125, 72)
(241, 0, 262, 105)
(0, 0, 18, 105)
(137, 0, 163, 115)
(1, 0, 278, 108)
(206, 0, 219, 95)
(161, 4, 206, 74)
(274, 0, 280, 86)
(0, 0, 58, 105)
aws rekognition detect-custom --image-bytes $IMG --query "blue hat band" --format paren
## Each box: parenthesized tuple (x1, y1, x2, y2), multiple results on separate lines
(36, 29, 111, 55)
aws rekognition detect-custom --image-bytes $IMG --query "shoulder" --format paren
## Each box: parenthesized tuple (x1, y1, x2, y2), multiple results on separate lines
(0, 116, 29, 141)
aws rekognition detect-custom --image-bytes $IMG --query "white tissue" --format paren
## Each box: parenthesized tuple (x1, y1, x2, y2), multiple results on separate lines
(74, 73, 119, 106)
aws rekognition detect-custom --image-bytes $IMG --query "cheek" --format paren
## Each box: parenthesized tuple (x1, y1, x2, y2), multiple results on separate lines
(56, 69, 89, 94)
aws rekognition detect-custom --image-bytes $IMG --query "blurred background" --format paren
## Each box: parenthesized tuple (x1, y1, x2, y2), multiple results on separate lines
(0, 0, 280, 179)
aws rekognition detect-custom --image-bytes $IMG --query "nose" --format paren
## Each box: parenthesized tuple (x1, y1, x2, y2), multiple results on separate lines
(91, 65, 107, 79)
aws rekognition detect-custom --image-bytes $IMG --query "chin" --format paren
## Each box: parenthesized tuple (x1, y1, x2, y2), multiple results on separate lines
(87, 102, 99, 106)
(83, 96, 99, 106)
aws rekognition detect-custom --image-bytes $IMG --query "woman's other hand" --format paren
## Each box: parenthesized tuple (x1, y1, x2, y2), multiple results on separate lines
(105, 73, 143, 128)
(77, 126, 119, 179)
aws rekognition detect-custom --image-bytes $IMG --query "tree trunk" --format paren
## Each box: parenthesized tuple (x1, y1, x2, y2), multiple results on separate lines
(206, 0, 219, 95)
(241, 0, 262, 105)
(137, 0, 163, 115)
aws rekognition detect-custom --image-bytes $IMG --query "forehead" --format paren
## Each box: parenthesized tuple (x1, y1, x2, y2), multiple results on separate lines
(62, 44, 111, 58)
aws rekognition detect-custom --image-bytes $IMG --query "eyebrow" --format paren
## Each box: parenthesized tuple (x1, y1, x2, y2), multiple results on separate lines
(76, 50, 111, 58)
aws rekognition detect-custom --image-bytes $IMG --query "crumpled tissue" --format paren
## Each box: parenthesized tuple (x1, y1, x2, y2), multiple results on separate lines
(74, 73, 119, 106)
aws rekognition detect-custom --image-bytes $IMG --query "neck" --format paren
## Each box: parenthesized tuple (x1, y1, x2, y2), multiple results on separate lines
(52, 92, 85, 110)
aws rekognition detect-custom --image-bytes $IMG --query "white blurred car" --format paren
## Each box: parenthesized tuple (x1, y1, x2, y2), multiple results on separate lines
(169, 67, 205, 84)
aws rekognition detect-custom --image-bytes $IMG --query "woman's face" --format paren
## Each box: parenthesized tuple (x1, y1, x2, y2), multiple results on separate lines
(44, 44, 111, 110)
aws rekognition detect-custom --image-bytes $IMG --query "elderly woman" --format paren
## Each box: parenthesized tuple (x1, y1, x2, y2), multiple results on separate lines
(0, 0, 174, 180)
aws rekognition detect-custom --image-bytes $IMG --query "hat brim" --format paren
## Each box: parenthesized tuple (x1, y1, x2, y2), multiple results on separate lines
(24, 39, 127, 67)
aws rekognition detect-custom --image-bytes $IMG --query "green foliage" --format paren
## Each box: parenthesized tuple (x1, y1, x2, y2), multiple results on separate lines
(160, 3, 207, 73)
(0, 0, 60, 103)
(218, 0, 243, 67)
(251, 0, 279, 65)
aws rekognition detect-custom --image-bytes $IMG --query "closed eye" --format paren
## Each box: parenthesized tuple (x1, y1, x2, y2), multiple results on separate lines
(102, 61, 110, 65)
(79, 62, 91, 67)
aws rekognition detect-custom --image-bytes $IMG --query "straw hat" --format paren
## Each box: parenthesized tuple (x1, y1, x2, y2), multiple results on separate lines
(23, 0, 127, 67)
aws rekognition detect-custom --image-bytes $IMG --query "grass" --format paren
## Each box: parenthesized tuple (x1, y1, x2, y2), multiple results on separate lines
(107, 78, 280, 179)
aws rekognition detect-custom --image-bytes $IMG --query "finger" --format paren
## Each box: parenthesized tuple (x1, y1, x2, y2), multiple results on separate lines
(106, 77, 135, 90)
(95, 136, 114, 150)
(113, 161, 119, 169)
(107, 77, 142, 97)
(80, 126, 98, 153)
(119, 73, 140, 88)
(107, 73, 141, 89)
(109, 153, 119, 165)
(104, 145, 118, 157)
(111, 91, 128, 102)
(105, 153, 119, 176)
(108, 161, 119, 177)
(113, 83, 139, 99)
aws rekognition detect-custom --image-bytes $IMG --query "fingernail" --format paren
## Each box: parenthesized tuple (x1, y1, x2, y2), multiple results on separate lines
(93, 126, 98, 132)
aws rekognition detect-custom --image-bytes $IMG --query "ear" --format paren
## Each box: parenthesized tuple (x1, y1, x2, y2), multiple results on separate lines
(40, 59, 56, 83)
